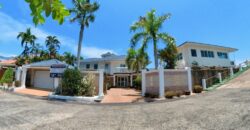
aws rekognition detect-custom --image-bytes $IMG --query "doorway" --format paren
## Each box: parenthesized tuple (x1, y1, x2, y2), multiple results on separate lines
(117, 76, 129, 87)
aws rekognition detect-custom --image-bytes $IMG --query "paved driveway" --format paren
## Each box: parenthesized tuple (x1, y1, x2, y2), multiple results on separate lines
(1, 70, 250, 130)
(101, 88, 142, 103)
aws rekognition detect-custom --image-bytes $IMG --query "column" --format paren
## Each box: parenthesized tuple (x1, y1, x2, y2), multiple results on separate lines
(141, 70, 146, 96)
(202, 79, 207, 89)
(54, 78, 59, 90)
(130, 75, 133, 87)
(230, 67, 234, 77)
(218, 73, 222, 83)
(15, 67, 22, 81)
(158, 67, 165, 98)
(185, 67, 193, 93)
(21, 67, 27, 88)
(98, 69, 104, 97)
(113, 75, 116, 87)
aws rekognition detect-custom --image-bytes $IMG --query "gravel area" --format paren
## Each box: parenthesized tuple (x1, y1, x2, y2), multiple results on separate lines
(0, 70, 250, 130)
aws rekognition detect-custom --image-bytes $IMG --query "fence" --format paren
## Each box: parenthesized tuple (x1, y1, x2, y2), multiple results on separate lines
(141, 67, 192, 98)
(200, 60, 250, 89)
(81, 70, 104, 97)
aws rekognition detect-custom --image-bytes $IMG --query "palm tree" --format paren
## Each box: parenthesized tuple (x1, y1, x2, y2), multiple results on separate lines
(158, 37, 178, 69)
(70, 0, 100, 69)
(30, 43, 43, 57)
(45, 36, 60, 58)
(17, 28, 37, 57)
(130, 9, 174, 69)
(126, 48, 150, 73)
(63, 52, 77, 65)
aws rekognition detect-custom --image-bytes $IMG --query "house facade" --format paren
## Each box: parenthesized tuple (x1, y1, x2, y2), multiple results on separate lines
(176, 42, 238, 68)
(80, 52, 135, 87)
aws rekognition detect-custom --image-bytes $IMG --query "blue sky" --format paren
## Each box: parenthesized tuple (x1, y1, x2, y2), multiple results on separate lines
(0, 0, 249, 66)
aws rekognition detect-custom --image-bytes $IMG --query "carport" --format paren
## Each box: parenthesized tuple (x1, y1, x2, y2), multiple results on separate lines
(18, 59, 69, 90)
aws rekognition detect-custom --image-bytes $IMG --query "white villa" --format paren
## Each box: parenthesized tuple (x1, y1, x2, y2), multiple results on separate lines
(80, 42, 238, 87)
(176, 42, 238, 68)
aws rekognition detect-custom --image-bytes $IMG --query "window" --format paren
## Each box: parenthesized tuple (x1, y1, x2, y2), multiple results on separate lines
(177, 53, 183, 60)
(191, 49, 197, 57)
(86, 64, 90, 69)
(201, 50, 214, 58)
(120, 64, 126, 67)
(217, 52, 228, 59)
(105, 64, 109, 70)
(94, 64, 98, 70)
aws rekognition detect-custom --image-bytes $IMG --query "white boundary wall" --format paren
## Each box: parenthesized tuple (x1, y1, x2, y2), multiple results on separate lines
(141, 67, 192, 98)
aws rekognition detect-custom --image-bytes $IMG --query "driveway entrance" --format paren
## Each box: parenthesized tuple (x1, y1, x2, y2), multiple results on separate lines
(101, 88, 142, 103)
(15, 88, 51, 97)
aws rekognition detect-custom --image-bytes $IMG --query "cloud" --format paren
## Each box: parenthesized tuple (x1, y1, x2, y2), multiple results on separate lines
(0, 11, 116, 58)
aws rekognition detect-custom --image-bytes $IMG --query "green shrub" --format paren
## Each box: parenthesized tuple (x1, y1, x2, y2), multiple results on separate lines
(61, 69, 82, 96)
(15, 81, 21, 87)
(145, 93, 158, 98)
(193, 85, 203, 93)
(79, 74, 96, 96)
(165, 91, 176, 99)
(61, 69, 96, 96)
(0, 68, 14, 85)
(133, 76, 141, 90)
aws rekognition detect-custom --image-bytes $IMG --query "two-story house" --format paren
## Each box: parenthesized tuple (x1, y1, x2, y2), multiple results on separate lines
(176, 42, 238, 68)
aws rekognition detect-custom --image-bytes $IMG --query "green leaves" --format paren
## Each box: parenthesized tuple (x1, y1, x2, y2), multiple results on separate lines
(25, 0, 70, 25)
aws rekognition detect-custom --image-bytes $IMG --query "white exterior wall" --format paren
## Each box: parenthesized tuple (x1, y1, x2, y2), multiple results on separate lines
(80, 60, 128, 75)
(177, 44, 234, 68)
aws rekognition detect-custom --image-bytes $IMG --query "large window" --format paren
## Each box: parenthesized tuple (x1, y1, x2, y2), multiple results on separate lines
(217, 52, 228, 59)
(191, 49, 197, 57)
(177, 53, 183, 60)
(201, 50, 214, 58)
(94, 64, 98, 70)
(86, 64, 90, 69)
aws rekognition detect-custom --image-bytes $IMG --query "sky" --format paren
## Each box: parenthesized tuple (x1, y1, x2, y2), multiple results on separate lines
(0, 0, 249, 67)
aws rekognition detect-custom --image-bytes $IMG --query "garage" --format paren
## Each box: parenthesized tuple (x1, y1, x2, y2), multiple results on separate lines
(18, 59, 70, 90)
(33, 70, 54, 89)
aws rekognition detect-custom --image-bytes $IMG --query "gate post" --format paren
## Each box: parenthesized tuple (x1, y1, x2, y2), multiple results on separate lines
(230, 67, 234, 78)
(202, 79, 207, 89)
(141, 69, 146, 96)
(217, 73, 222, 83)
(98, 69, 104, 97)
(185, 67, 193, 93)
(159, 67, 165, 98)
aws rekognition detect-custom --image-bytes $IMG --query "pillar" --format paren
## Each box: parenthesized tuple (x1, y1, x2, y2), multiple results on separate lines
(230, 67, 234, 77)
(202, 79, 207, 89)
(54, 78, 59, 90)
(130, 75, 133, 87)
(218, 73, 222, 83)
(159, 67, 165, 98)
(185, 67, 193, 93)
(98, 69, 104, 97)
(21, 67, 27, 88)
(113, 75, 116, 87)
(141, 69, 146, 96)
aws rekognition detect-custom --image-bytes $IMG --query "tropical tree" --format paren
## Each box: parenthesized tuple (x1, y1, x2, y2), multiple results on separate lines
(130, 9, 174, 69)
(158, 37, 178, 69)
(45, 36, 61, 58)
(17, 28, 37, 57)
(30, 43, 43, 57)
(70, 0, 100, 69)
(63, 52, 77, 65)
(126, 48, 150, 73)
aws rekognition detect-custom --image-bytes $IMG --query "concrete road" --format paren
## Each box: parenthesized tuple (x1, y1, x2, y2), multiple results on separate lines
(1, 70, 250, 130)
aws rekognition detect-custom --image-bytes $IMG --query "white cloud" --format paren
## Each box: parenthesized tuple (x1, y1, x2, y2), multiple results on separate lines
(0, 11, 115, 58)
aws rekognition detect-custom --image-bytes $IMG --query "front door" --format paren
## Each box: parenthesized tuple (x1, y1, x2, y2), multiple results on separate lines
(117, 76, 128, 87)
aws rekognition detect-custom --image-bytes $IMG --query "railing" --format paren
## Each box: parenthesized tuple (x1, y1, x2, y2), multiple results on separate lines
(202, 60, 250, 89)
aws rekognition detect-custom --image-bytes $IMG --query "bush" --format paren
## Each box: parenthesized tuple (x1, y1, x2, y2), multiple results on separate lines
(165, 91, 176, 99)
(0, 68, 14, 86)
(79, 74, 96, 96)
(61, 69, 96, 96)
(193, 85, 203, 93)
(145, 93, 158, 98)
(61, 69, 82, 96)
(133, 76, 141, 90)
(15, 81, 21, 87)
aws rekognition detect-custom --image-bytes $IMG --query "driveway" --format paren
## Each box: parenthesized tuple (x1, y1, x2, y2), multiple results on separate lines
(101, 88, 142, 103)
(0, 70, 250, 130)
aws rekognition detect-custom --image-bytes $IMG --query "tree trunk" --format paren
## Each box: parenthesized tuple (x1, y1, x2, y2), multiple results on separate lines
(153, 39, 158, 69)
(76, 25, 85, 69)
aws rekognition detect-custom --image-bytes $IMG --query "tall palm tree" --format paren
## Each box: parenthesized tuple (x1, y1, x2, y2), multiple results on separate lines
(30, 43, 43, 57)
(45, 36, 60, 58)
(70, 0, 100, 69)
(130, 9, 174, 69)
(63, 52, 77, 65)
(17, 28, 37, 57)
(126, 48, 150, 73)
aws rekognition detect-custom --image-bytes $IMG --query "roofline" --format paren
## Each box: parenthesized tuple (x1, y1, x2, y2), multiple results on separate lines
(178, 41, 238, 52)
